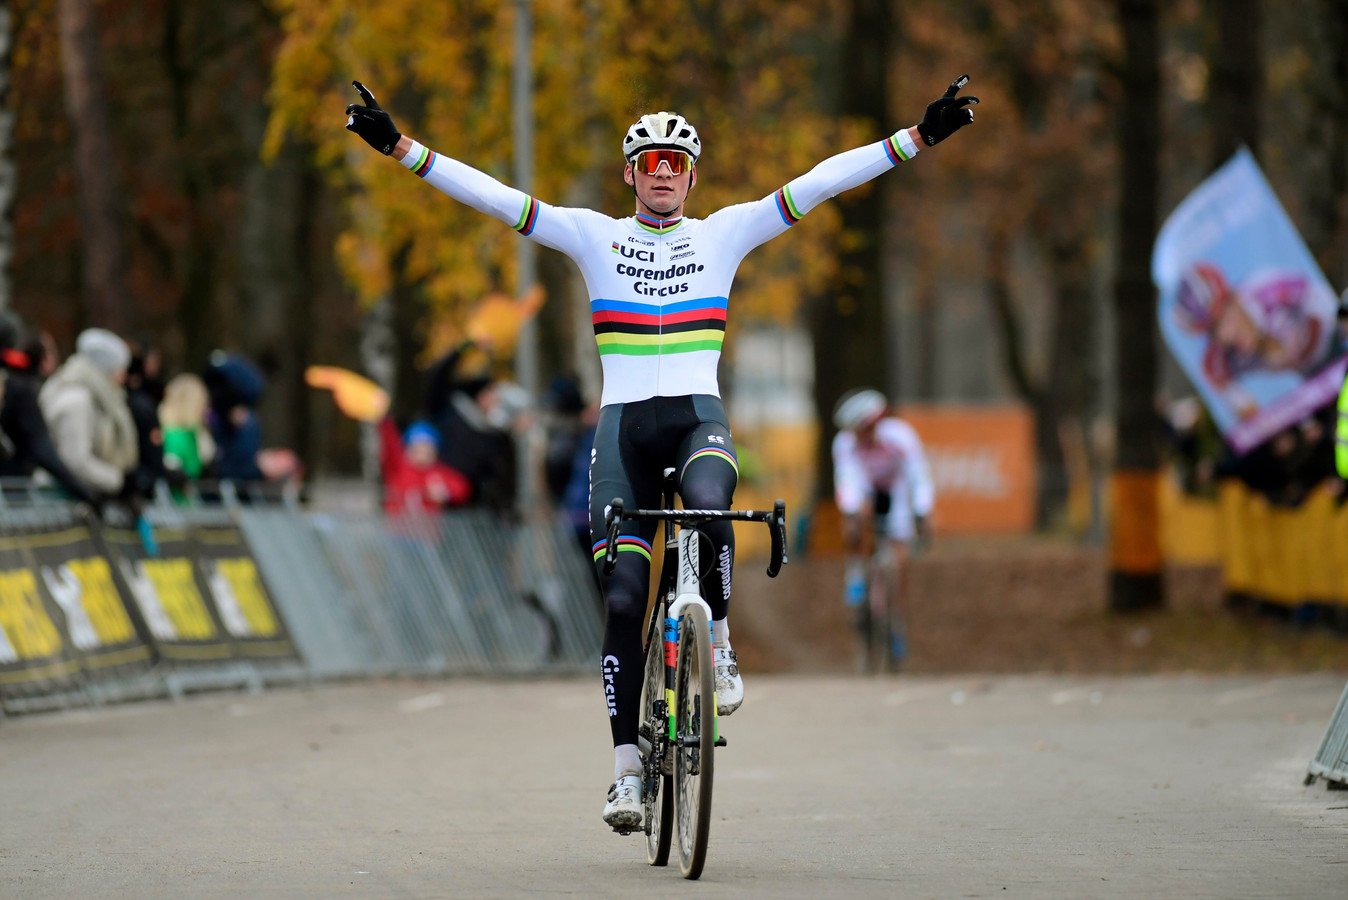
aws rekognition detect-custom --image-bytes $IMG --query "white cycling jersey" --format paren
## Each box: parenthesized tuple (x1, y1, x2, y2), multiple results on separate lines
(399, 130, 922, 406)
(832, 417, 934, 540)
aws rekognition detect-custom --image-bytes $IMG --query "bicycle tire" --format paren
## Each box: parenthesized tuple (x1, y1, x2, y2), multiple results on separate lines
(639, 609, 673, 866)
(674, 604, 715, 879)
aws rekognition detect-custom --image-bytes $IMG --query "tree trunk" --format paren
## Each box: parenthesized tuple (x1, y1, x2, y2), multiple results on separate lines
(812, 0, 891, 493)
(1110, 0, 1164, 611)
(1208, 0, 1262, 165)
(57, 0, 128, 331)
(0, 1, 14, 312)
(1307, 0, 1348, 285)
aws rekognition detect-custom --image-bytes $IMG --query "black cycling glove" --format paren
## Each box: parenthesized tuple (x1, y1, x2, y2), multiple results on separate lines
(345, 81, 402, 155)
(915, 75, 979, 147)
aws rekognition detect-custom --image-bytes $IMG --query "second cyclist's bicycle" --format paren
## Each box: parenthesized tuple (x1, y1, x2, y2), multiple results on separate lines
(603, 470, 787, 880)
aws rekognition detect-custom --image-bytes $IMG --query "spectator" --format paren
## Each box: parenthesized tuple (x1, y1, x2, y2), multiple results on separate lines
(201, 351, 265, 483)
(425, 340, 530, 513)
(124, 335, 166, 500)
(159, 373, 216, 487)
(37, 328, 138, 500)
(23, 328, 59, 379)
(379, 417, 472, 514)
(0, 312, 98, 506)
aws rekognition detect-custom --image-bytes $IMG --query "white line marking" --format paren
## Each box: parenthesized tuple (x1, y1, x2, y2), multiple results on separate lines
(397, 693, 446, 713)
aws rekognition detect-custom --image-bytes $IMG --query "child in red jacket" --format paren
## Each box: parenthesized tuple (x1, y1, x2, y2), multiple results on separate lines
(380, 418, 472, 514)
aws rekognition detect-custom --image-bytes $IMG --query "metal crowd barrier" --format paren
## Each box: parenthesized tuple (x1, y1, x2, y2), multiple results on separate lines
(238, 508, 603, 679)
(1306, 679, 1348, 788)
(0, 481, 604, 716)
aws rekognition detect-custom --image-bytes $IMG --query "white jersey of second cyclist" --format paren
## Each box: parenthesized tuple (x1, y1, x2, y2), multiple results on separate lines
(399, 131, 922, 406)
(832, 417, 935, 521)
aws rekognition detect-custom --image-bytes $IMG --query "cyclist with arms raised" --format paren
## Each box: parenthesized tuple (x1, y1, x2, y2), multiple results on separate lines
(345, 77, 977, 831)
(832, 388, 935, 663)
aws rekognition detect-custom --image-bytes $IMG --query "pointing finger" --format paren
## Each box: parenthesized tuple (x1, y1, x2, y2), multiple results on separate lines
(943, 74, 970, 98)
(351, 80, 382, 111)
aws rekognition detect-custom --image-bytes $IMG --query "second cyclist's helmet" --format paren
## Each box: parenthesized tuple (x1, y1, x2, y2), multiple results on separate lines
(833, 388, 887, 431)
(622, 111, 702, 163)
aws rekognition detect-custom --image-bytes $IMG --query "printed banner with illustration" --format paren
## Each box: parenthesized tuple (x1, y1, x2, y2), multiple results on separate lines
(1154, 147, 1346, 455)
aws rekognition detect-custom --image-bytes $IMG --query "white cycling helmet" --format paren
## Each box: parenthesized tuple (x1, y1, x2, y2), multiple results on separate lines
(622, 111, 702, 163)
(833, 388, 887, 431)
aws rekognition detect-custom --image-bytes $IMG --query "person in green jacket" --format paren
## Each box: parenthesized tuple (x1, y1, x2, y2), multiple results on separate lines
(159, 373, 216, 492)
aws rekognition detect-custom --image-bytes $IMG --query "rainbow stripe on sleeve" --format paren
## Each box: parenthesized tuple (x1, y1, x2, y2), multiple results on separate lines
(774, 185, 803, 226)
(514, 196, 540, 235)
(883, 132, 915, 165)
(408, 145, 437, 178)
(591, 296, 728, 356)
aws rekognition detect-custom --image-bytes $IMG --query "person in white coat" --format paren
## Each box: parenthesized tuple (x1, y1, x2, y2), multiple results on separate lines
(39, 328, 138, 500)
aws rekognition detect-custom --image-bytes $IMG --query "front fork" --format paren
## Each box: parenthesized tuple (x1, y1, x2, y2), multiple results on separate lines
(665, 527, 717, 744)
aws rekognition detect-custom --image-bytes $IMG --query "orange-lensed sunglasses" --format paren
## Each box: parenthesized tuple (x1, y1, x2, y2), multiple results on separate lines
(632, 148, 693, 176)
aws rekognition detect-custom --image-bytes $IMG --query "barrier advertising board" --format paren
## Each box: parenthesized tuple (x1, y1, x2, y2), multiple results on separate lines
(25, 522, 153, 674)
(102, 524, 237, 663)
(0, 533, 82, 695)
(190, 523, 297, 660)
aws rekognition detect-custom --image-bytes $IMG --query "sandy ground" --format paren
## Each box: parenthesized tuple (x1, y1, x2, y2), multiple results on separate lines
(2, 673, 1346, 899)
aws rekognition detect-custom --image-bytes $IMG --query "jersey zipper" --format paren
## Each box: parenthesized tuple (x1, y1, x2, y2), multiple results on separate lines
(653, 230, 665, 395)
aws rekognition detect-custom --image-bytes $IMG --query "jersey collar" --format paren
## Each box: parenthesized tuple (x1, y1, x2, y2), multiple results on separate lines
(634, 211, 684, 235)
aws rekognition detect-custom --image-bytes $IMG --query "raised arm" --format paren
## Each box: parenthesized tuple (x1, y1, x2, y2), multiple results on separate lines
(706, 75, 979, 256)
(345, 81, 591, 256)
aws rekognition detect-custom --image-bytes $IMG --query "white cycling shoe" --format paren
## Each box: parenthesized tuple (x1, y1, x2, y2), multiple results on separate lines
(602, 774, 643, 830)
(714, 647, 743, 716)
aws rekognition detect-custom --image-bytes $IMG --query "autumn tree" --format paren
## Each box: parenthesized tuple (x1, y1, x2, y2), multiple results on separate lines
(900, 0, 1117, 529)
(265, 0, 854, 413)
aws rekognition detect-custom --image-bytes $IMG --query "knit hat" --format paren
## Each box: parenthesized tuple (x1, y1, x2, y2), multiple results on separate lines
(76, 328, 131, 376)
(403, 421, 441, 450)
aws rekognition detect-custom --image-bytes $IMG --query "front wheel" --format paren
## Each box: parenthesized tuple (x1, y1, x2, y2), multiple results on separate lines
(674, 604, 715, 880)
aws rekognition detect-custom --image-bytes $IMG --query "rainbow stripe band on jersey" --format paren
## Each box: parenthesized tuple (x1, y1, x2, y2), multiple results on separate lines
(515, 197, 540, 235)
(634, 212, 683, 235)
(774, 185, 803, 226)
(591, 296, 728, 357)
(592, 536, 654, 563)
(681, 446, 738, 481)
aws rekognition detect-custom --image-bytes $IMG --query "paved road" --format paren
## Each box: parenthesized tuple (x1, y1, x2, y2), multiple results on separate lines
(2, 673, 1346, 899)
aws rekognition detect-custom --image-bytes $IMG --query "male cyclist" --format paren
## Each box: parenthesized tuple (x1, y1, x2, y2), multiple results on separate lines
(831, 388, 934, 664)
(346, 77, 977, 831)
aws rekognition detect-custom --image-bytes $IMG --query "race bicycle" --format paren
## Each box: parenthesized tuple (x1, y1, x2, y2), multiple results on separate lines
(847, 497, 922, 674)
(603, 470, 787, 880)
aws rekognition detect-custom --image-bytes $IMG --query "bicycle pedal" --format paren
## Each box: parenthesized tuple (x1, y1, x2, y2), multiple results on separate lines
(610, 824, 641, 837)
(714, 736, 727, 747)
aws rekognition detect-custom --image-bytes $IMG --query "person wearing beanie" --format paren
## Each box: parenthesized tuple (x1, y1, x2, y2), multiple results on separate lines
(378, 416, 472, 515)
(0, 314, 99, 506)
(38, 328, 138, 497)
